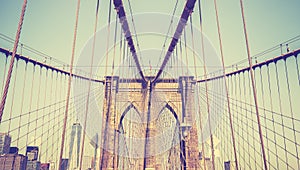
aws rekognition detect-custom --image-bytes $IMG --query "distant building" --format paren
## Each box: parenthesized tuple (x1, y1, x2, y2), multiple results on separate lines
(60, 158, 69, 170)
(40, 163, 50, 170)
(0, 133, 11, 154)
(198, 157, 214, 170)
(224, 161, 236, 170)
(26, 160, 41, 170)
(0, 154, 27, 170)
(9, 146, 19, 154)
(82, 156, 93, 170)
(26, 146, 39, 161)
(205, 158, 213, 170)
(69, 123, 82, 168)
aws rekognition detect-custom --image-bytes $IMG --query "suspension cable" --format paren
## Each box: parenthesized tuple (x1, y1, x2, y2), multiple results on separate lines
(51, 71, 59, 162)
(183, 28, 189, 76)
(190, 11, 207, 169)
(112, 14, 120, 170)
(39, 69, 49, 162)
(238, 2, 268, 168)
(56, 72, 64, 163)
(1, 55, 8, 96)
(157, 0, 179, 67)
(33, 66, 42, 145)
(0, 0, 28, 123)
(196, 1, 208, 168)
(104, 0, 113, 78)
(25, 65, 36, 147)
(152, 0, 197, 83)
(196, 0, 216, 168)
(126, 0, 143, 67)
(100, 0, 114, 169)
(16, 63, 28, 147)
(7, 59, 19, 133)
(46, 71, 54, 161)
(284, 58, 300, 169)
(118, 22, 123, 76)
(258, 67, 270, 169)
(79, 0, 100, 169)
(295, 56, 300, 85)
(58, 0, 81, 169)
(266, 65, 279, 169)
(212, 0, 239, 168)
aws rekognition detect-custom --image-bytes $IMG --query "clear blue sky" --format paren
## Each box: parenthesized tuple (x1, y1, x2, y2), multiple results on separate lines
(0, 0, 299, 67)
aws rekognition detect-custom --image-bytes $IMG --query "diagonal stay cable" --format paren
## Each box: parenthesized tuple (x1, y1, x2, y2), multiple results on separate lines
(0, 0, 28, 123)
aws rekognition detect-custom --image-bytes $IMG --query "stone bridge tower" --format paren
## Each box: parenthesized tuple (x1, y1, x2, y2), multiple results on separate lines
(100, 76, 200, 170)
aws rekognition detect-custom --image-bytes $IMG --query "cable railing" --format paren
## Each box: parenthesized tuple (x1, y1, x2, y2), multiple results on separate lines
(0, 33, 103, 82)
(198, 35, 300, 81)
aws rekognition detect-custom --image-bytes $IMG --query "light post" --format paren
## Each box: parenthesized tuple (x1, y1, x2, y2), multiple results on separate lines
(179, 122, 191, 170)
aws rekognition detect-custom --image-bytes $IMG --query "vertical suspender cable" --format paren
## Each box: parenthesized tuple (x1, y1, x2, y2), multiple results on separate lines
(8, 60, 19, 133)
(112, 14, 119, 170)
(156, 0, 178, 68)
(197, 2, 207, 169)
(242, 72, 251, 168)
(283, 60, 299, 169)
(79, 0, 100, 169)
(295, 56, 300, 85)
(39, 69, 49, 162)
(58, 0, 81, 169)
(100, 0, 113, 169)
(25, 65, 36, 147)
(127, 0, 142, 65)
(274, 63, 288, 168)
(197, 0, 215, 169)
(104, 0, 112, 77)
(1, 55, 8, 96)
(100, 0, 114, 169)
(46, 71, 54, 161)
(56, 72, 63, 162)
(237, 73, 244, 168)
(0, 0, 28, 123)
(180, 39, 184, 76)
(190, 13, 206, 170)
(258, 68, 270, 169)
(118, 24, 123, 76)
(212, 0, 239, 169)
(266, 66, 279, 169)
(247, 70, 258, 169)
(34, 67, 42, 145)
(51, 72, 59, 161)
(238, 1, 268, 169)
(183, 29, 189, 75)
(16, 63, 28, 147)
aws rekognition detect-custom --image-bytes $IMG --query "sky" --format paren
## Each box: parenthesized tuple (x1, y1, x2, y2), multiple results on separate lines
(0, 0, 299, 69)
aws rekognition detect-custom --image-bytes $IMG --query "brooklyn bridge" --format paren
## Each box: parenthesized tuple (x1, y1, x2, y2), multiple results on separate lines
(0, 0, 299, 169)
